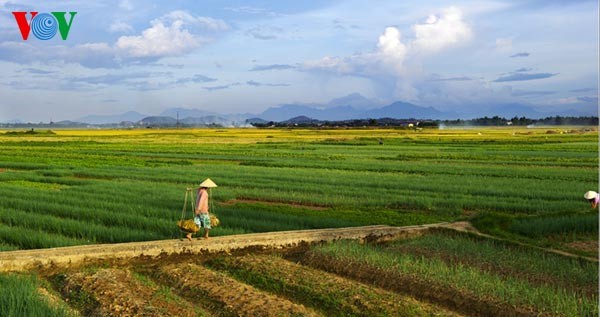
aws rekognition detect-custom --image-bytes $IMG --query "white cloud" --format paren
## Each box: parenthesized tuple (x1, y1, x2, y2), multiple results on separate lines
(0, 10, 229, 66)
(160, 10, 229, 31)
(411, 7, 472, 53)
(306, 7, 471, 78)
(109, 21, 134, 33)
(114, 10, 229, 58)
(376, 27, 408, 74)
(116, 19, 199, 58)
(304, 6, 473, 102)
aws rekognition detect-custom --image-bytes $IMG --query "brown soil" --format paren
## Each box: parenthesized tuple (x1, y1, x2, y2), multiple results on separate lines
(442, 221, 481, 233)
(58, 268, 202, 317)
(37, 287, 81, 316)
(157, 263, 321, 317)
(300, 252, 542, 317)
(3, 224, 594, 317)
(219, 198, 328, 210)
(214, 254, 463, 317)
(565, 239, 598, 254)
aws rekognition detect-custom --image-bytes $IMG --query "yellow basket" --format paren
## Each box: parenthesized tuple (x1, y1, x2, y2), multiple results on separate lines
(210, 214, 220, 227)
(177, 219, 199, 233)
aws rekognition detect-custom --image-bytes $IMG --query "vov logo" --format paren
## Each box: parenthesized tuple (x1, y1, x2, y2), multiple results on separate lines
(12, 12, 77, 40)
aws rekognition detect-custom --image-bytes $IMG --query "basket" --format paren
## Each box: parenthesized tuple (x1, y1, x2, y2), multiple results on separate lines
(210, 214, 220, 227)
(177, 219, 199, 233)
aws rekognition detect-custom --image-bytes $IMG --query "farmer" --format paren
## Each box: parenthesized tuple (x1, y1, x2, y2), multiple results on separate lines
(186, 178, 217, 240)
(584, 191, 599, 208)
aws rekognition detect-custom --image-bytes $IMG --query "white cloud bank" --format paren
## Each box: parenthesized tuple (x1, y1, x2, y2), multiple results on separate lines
(306, 7, 472, 77)
(0, 11, 229, 67)
(115, 19, 199, 58)
(304, 6, 473, 101)
(412, 7, 472, 53)
(115, 10, 229, 58)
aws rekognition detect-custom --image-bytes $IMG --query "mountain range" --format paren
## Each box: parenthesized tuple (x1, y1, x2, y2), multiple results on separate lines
(66, 93, 597, 126)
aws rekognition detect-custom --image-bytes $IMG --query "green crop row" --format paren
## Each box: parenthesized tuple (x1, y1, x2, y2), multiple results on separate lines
(0, 128, 597, 250)
(308, 238, 598, 316)
(207, 254, 455, 316)
(381, 229, 597, 293)
(0, 273, 73, 317)
(509, 213, 599, 237)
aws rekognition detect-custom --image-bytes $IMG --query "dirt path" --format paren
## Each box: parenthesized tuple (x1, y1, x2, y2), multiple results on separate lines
(0, 224, 442, 272)
(440, 221, 599, 262)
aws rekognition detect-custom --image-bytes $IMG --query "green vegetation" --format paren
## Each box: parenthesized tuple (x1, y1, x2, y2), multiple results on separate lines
(3, 129, 56, 136)
(0, 273, 73, 317)
(208, 254, 455, 316)
(0, 128, 597, 252)
(509, 213, 598, 238)
(307, 233, 598, 317)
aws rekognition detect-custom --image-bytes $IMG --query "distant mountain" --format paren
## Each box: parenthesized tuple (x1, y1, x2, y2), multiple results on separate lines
(260, 100, 454, 121)
(137, 116, 177, 126)
(24, 93, 596, 127)
(327, 93, 381, 109)
(53, 120, 88, 127)
(261, 104, 369, 121)
(260, 104, 323, 122)
(360, 101, 451, 120)
(77, 111, 146, 124)
(245, 117, 268, 125)
(259, 93, 383, 121)
(179, 116, 228, 125)
(160, 107, 215, 118)
(181, 115, 230, 126)
(283, 116, 320, 124)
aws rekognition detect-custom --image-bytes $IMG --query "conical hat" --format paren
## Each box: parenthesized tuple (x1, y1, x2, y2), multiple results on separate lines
(584, 191, 597, 199)
(199, 178, 218, 188)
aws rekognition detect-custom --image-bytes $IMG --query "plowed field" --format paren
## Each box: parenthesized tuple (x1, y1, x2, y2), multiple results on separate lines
(2, 224, 595, 316)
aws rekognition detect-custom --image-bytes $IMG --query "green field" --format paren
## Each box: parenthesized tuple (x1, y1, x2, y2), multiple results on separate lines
(0, 126, 598, 316)
(0, 127, 597, 254)
(300, 229, 598, 316)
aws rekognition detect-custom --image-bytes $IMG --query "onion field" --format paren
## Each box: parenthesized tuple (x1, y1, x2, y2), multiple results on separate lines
(0, 126, 598, 316)
(0, 127, 597, 254)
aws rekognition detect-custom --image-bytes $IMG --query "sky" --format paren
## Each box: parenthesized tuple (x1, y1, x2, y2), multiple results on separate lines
(0, 0, 598, 122)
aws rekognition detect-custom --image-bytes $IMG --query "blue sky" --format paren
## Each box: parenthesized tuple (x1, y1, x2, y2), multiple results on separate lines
(0, 0, 597, 121)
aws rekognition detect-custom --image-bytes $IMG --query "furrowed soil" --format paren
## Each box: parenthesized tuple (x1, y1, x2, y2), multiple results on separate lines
(4, 225, 595, 316)
(54, 268, 203, 317)
(154, 263, 321, 317)
(207, 254, 462, 317)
